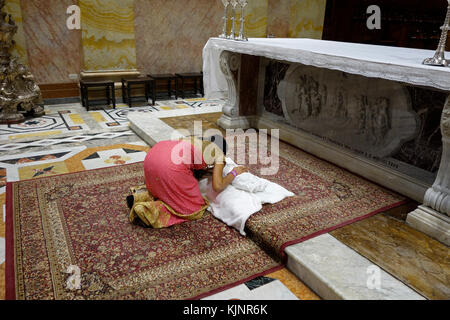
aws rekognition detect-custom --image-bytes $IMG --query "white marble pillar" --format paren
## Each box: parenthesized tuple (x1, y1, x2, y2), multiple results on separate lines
(407, 95, 450, 245)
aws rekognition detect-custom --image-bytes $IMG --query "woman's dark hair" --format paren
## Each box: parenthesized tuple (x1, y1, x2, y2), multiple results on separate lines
(193, 135, 227, 180)
(206, 134, 227, 155)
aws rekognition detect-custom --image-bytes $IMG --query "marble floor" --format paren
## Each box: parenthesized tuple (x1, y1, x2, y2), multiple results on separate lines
(330, 213, 450, 300)
(0, 98, 321, 301)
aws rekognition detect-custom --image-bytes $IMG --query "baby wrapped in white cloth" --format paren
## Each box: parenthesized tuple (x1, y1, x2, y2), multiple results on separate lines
(199, 157, 295, 236)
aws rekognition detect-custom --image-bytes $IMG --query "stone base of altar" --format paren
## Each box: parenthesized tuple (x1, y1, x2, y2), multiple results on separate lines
(217, 114, 254, 130)
(406, 206, 450, 246)
(251, 115, 430, 203)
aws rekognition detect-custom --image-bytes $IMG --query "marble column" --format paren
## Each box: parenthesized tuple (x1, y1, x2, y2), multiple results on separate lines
(407, 95, 450, 246)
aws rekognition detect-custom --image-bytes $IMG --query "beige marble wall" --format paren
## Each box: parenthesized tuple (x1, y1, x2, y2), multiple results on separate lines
(134, 0, 222, 75)
(12, 0, 328, 84)
(21, 0, 82, 84)
(289, 0, 327, 39)
(4, 0, 28, 65)
(80, 0, 137, 71)
(267, 0, 290, 38)
(234, 0, 269, 38)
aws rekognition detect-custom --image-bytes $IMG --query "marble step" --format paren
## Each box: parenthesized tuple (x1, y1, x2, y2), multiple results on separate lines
(285, 234, 426, 300)
(128, 105, 223, 146)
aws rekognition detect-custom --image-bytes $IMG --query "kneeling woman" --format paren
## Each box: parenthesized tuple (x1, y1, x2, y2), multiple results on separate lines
(127, 135, 247, 228)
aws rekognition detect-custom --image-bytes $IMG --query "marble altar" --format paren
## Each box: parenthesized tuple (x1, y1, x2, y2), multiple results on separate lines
(203, 38, 450, 245)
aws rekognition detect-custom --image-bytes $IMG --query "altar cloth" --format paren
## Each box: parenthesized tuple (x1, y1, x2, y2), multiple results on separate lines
(203, 38, 450, 99)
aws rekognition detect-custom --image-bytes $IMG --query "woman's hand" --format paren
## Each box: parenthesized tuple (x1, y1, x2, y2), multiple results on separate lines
(232, 166, 248, 176)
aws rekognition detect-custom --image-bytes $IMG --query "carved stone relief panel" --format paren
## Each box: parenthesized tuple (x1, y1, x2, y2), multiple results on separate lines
(278, 64, 419, 159)
(263, 61, 290, 116)
(392, 87, 445, 174)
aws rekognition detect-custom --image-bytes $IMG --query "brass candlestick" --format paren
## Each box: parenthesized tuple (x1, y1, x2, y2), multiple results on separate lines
(423, 0, 450, 67)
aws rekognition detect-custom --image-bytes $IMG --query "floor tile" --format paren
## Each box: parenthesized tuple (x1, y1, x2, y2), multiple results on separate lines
(286, 233, 425, 300)
(330, 214, 450, 300)
(266, 268, 320, 300)
(0, 111, 90, 141)
(203, 280, 298, 300)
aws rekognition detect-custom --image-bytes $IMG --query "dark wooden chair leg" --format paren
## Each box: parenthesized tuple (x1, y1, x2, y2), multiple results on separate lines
(145, 82, 149, 105)
(194, 78, 198, 96)
(111, 84, 116, 109)
(182, 77, 185, 99)
(80, 83, 85, 108)
(168, 79, 172, 98)
(86, 87, 90, 111)
(153, 80, 157, 104)
(127, 85, 132, 108)
(200, 78, 204, 97)
(121, 79, 126, 104)
(106, 86, 111, 107)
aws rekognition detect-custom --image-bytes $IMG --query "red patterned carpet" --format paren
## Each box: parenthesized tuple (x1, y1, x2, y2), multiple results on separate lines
(245, 141, 406, 261)
(6, 141, 405, 300)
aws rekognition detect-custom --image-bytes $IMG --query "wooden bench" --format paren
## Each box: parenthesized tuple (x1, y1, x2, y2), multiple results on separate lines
(147, 73, 178, 102)
(175, 72, 204, 99)
(80, 80, 116, 111)
(121, 77, 154, 108)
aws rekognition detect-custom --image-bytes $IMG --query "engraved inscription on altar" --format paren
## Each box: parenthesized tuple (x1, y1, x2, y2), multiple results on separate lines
(278, 65, 419, 158)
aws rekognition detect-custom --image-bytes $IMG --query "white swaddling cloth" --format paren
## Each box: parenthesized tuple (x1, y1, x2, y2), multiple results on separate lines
(199, 157, 295, 236)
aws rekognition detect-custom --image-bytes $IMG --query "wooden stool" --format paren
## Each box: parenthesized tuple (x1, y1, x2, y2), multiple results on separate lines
(121, 77, 154, 108)
(80, 80, 116, 111)
(147, 73, 177, 102)
(175, 72, 204, 99)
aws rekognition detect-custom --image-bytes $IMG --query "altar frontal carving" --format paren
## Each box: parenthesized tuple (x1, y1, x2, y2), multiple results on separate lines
(278, 65, 419, 158)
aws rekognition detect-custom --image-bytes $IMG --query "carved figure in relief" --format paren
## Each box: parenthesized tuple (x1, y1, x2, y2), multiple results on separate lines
(357, 95, 369, 136)
(333, 88, 348, 120)
(370, 97, 391, 145)
(309, 77, 321, 117)
(293, 75, 326, 120)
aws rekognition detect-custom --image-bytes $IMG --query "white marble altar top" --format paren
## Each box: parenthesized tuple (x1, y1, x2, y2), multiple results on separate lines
(203, 38, 450, 92)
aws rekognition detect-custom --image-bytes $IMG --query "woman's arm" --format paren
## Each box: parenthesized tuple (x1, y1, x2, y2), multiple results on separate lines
(212, 163, 248, 193)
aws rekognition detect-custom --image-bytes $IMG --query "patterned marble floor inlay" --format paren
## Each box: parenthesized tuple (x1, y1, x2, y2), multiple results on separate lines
(202, 268, 321, 300)
(89, 98, 224, 129)
(0, 131, 135, 152)
(330, 214, 450, 300)
(0, 110, 90, 141)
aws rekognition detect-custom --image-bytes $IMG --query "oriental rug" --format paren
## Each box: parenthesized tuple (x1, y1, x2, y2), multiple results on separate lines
(6, 139, 405, 300)
(242, 139, 406, 261)
(6, 163, 281, 300)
